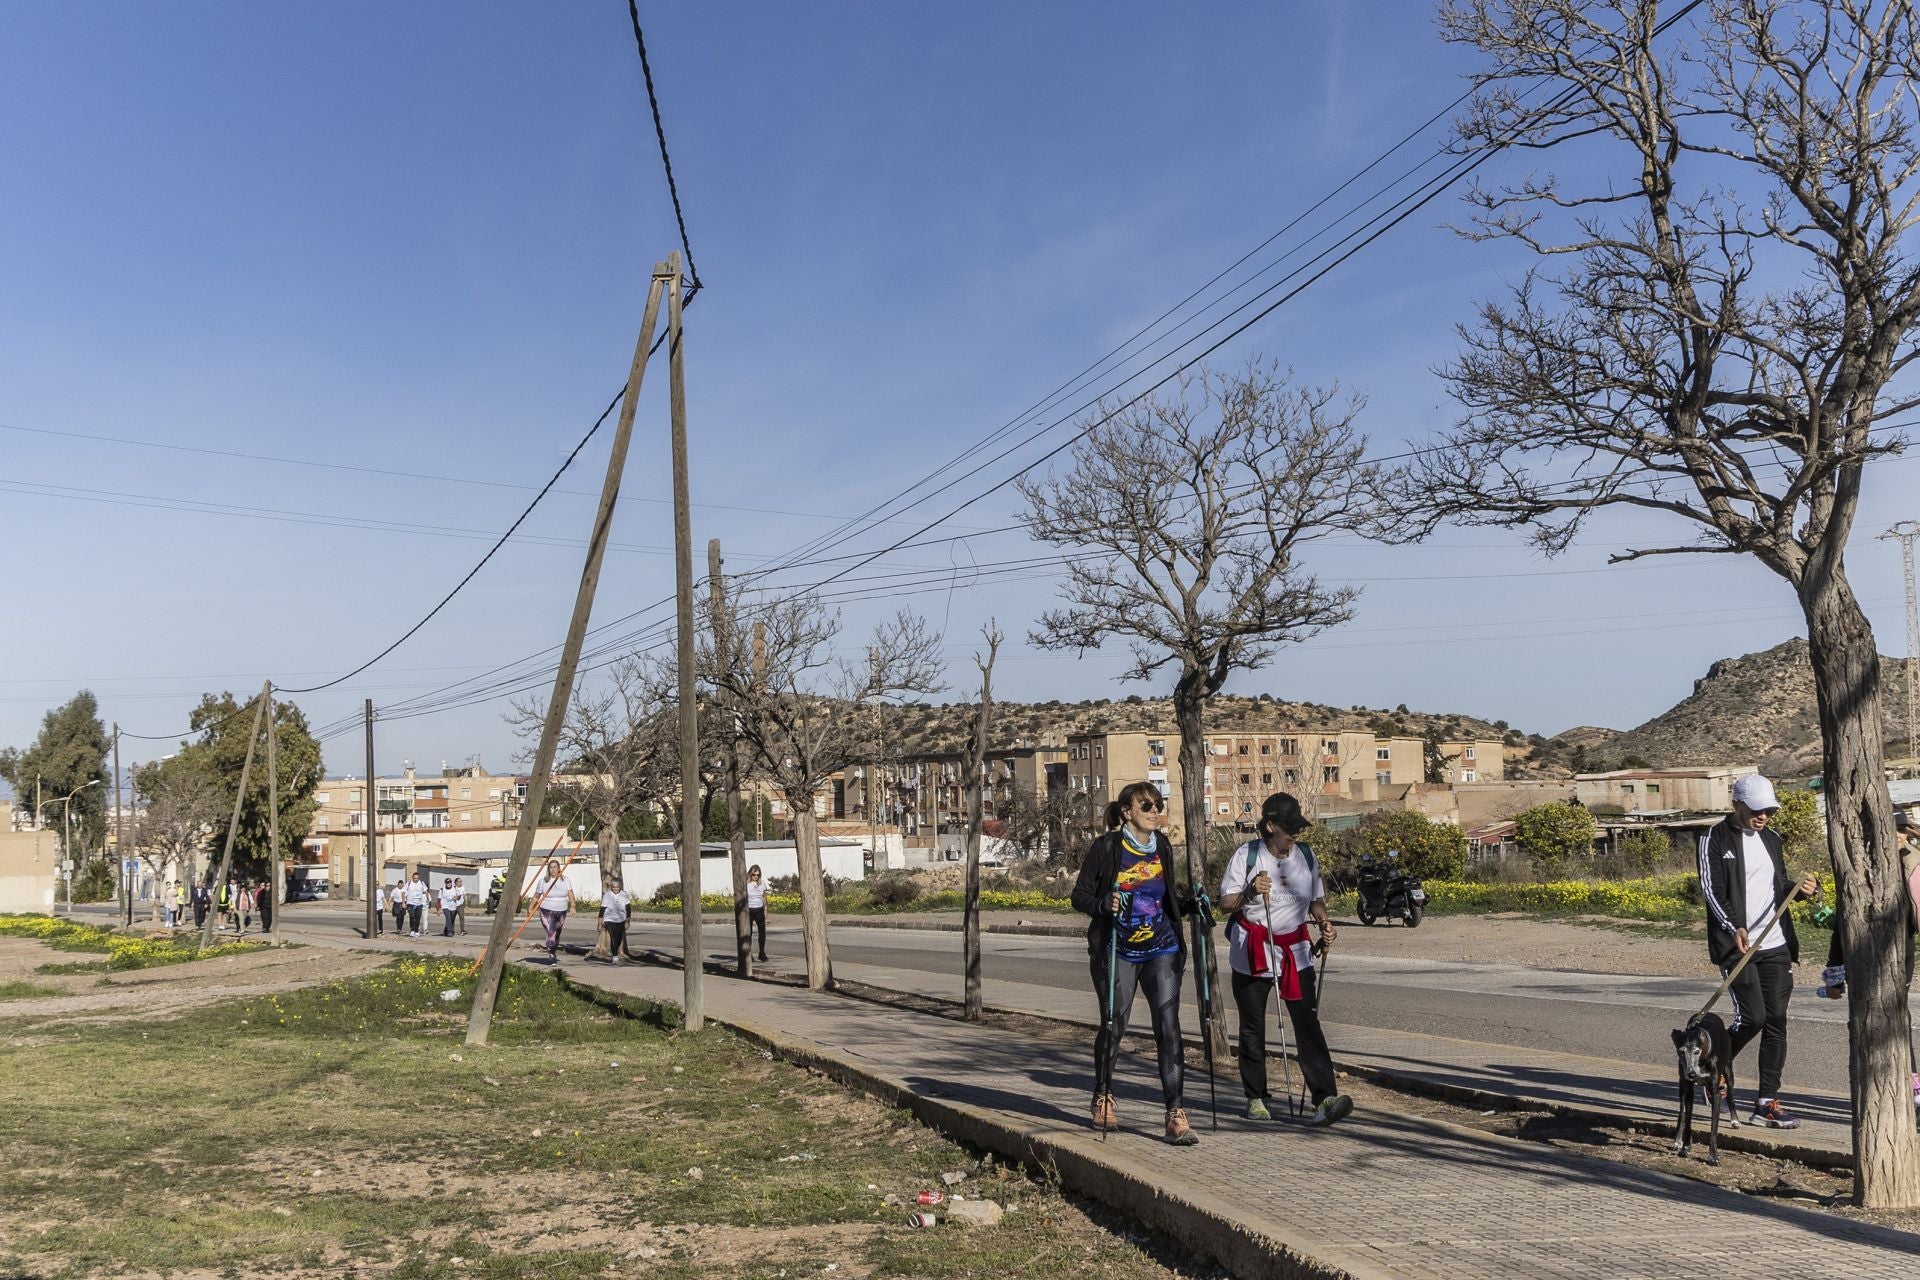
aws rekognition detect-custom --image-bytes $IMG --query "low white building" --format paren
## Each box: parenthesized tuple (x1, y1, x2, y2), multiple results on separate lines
(384, 836, 867, 905)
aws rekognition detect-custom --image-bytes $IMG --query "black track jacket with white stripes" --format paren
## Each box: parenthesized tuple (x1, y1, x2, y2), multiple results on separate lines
(1697, 815, 1798, 967)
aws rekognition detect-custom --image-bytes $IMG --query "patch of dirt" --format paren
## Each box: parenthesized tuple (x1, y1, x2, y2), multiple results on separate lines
(0, 938, 385, 1038)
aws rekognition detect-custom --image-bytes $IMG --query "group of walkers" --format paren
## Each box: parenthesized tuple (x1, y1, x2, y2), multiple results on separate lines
(1072, 784, 1352, 1145)
(162, 875, 273, 935)
(375, 873, 469, 939)
(1069, 771, 1920, 1146)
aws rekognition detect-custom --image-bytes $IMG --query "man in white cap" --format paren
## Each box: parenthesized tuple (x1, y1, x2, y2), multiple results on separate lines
(1698, 774, 1820, 1128)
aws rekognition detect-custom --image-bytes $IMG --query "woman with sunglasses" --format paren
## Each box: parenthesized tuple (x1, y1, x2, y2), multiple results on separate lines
(1071, 780, 1199, 1145)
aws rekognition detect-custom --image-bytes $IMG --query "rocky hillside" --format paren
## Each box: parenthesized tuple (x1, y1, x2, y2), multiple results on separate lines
(1551, 638, 1914, 778)
(879, 693, 1524, 757)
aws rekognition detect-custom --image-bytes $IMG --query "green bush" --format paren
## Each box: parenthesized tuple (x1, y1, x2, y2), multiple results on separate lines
(1595, 828, 1670, 879)
(1514, 802, 1599, 872)
(1356, 810, 1468, 882)
(70, 862, 116, 904)
(651, 880, 682, 905)
(868, 873, 921, 908)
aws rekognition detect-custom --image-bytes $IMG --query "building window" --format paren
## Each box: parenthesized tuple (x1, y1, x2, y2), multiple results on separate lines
(1284, 769, 1299, 785)
(1261, 772, 1272, 785)
(1376, 747, 1391, 762)
(488, 810, 502, 823)
(1376, 771, 1392, 785)
(1093, 743, 1103, 759)
(1280, 738, 1297, 755)
(1461, 770, 1478, 783)
(351, 789, 363, 803)
(315, 791, 331, 805)
(1322, 766, 1339, 784)
(460, 788, 472, 800)
(1645, 783, 1661, 795)
(1259, 744, 1271, 755)
(1218, 802, 1230, 814)
(1241, 802, 1253, 813)
(1465, 746, 1478, 761)
(460, 813, 472, 823)
(1322, 739, 1338, 754)
(1623, 783, 1636, 793)
(1238, 744, 1249, 755)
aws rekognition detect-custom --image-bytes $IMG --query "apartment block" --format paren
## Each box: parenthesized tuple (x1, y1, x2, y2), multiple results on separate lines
(308, 763, 530, 839)
(835, 744, 1067, 837)
(1438, 739, 1506, 784)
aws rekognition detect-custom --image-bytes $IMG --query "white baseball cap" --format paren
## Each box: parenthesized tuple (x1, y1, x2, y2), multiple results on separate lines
(1732, 775, 1780, 812)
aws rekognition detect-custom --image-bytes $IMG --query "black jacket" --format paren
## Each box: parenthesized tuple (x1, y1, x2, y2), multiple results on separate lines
(1071, 829, 1189, 961)
(1698, 815, 1800, 966)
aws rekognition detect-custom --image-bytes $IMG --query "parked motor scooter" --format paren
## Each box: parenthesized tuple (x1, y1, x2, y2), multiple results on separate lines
(1356, 850, 1426, 927)
(485, 876, 504, 915)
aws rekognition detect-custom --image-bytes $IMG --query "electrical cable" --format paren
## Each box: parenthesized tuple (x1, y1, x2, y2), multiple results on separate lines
(626, 0, 701, 295)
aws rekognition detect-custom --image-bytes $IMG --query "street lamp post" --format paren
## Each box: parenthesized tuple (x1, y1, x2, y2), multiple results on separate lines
(51, 779, 101, 916)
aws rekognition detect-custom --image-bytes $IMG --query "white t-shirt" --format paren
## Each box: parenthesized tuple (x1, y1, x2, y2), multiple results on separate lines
(438, 885, 464, 911)
(746, 881, 767, 909)
(388, 885, 406, 908)
(404, 881, 428, 907)
(533, 875, 572, 912)
(1741, 831, 1786, 951)
(602, 888, 632, 923)
(1220, 838, 1324, 978)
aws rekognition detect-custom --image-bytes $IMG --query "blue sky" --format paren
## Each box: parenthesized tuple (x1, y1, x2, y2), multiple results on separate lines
(1, 1, 1911, 779)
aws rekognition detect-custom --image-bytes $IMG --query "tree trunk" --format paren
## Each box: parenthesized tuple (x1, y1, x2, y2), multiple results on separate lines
(964, 673, 995, 1022)
(727, 737, 751, 978)
(1171, 677, 1230, 1064)
(792, 806, 833, 989)
(1802, 570, 1920, 1208)
(590, 822, 622, 960)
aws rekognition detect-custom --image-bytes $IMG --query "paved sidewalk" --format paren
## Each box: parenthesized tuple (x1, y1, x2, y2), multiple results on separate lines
(561, 956, 1919, 1279)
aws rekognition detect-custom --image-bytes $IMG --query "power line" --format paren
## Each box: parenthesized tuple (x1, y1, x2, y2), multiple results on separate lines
(626, 0, 700, 295)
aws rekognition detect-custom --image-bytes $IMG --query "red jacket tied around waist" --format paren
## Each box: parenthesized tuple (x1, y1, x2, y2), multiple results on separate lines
(1238, 914, 1312, 1000)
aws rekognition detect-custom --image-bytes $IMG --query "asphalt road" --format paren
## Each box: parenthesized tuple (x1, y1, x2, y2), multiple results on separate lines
(95, 900, 1892, 1102)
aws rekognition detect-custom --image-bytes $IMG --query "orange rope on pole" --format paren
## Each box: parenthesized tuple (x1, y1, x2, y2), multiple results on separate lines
(471, 832, 588, 973)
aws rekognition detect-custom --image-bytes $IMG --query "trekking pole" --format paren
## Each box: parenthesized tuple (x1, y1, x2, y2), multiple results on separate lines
(1693, 883, 1805, 1020)
(1313, 937, 1329, 1017)
(1187, 874, 1219, 1131)
(1263, 885, 1299, 1119)
(1099, 891, 1130, 1142)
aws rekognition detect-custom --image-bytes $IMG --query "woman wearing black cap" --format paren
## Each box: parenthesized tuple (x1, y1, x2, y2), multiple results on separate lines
(1070, 781, 1200, 1145)
(1219, 792, 1351, 1126)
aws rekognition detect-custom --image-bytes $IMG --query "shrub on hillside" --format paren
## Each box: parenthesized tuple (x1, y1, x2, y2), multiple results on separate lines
(1594, 828, 1670, 879)
(651, 880, 682, 905)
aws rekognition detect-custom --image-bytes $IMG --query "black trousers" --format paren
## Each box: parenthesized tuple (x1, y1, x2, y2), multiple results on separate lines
(1724, 946, 1792, 1099)
(605, 920, 627, 956)
(1821, 929, 1917, 1071)
(748, 906, 767, 959)
(407, 904, 424, 933)
(392, 903, 406, 933)
(1090, 948, 1185, 1109)
(1232, 969, 1337, 1105)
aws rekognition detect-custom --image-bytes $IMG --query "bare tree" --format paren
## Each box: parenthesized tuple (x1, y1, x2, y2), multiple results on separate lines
(1018, 361, 1383, 1059)
(132, 762, 220, 924)
(508, 657, 671, 961)
(1395, 0, 1920, 1205)
(707, 591, 943, 989)
(962, 623, 1002, 1021)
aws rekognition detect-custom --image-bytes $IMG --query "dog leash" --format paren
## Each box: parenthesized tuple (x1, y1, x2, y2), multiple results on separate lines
(1694, 888, 1802, 1020)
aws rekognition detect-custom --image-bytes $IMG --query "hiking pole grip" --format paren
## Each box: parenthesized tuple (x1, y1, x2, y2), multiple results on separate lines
(1695, 886, 1802, 1020)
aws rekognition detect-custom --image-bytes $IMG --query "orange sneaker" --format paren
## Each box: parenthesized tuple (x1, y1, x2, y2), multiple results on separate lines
(1164, 1106, 1199, 1146)
(1090, 1092, 1117, 1132)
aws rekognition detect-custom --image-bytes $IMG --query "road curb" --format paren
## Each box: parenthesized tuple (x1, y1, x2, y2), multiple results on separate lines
(709, 1009, 1360, 1280)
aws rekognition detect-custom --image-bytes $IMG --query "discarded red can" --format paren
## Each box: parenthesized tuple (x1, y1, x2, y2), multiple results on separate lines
(907, 1212, 938, 1228)
(916, 1190, 945, 1206)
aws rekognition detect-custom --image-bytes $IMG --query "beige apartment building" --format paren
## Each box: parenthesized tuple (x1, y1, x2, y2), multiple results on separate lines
(308, 763, 530, 839)
(1437, 740, 1506, 784)
(1574, 766, 1752, 815)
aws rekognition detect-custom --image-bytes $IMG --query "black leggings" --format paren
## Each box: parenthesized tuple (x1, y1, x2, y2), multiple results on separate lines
(1090, 948, 1185, 1108)
(749, 906, 767, 959)
(605, 920, 627, 956)
(1232, 969, 1337, 1105)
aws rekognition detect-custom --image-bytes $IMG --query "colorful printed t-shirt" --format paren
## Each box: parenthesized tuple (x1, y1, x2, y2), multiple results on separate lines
(1114, 831, 1180, 962)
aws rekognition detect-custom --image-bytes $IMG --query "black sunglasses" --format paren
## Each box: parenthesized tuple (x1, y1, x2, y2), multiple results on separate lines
(1134, 797, 1163, 813)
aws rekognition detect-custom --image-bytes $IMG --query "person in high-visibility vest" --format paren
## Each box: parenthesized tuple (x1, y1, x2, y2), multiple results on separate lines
(171, 880, 187, 929)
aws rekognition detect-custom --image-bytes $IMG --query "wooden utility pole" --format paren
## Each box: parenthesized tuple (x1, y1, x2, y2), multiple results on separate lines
(710, 539, 751, 977)
(963, 624, 1000, 1021)
(267, 686, 280, 946)
(753, 621, 767, 845)
(114, 726, 129, 926)
(200, 684, 269, 949)
(466, 258, 670, 1048)
(667, 253, 704, 1030)
(364, 699, 378, 937)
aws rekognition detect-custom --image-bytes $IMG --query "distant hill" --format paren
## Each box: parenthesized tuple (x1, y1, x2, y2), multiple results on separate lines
(1555, 638, 1914, 778)
(878, 693, 1524, 758)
